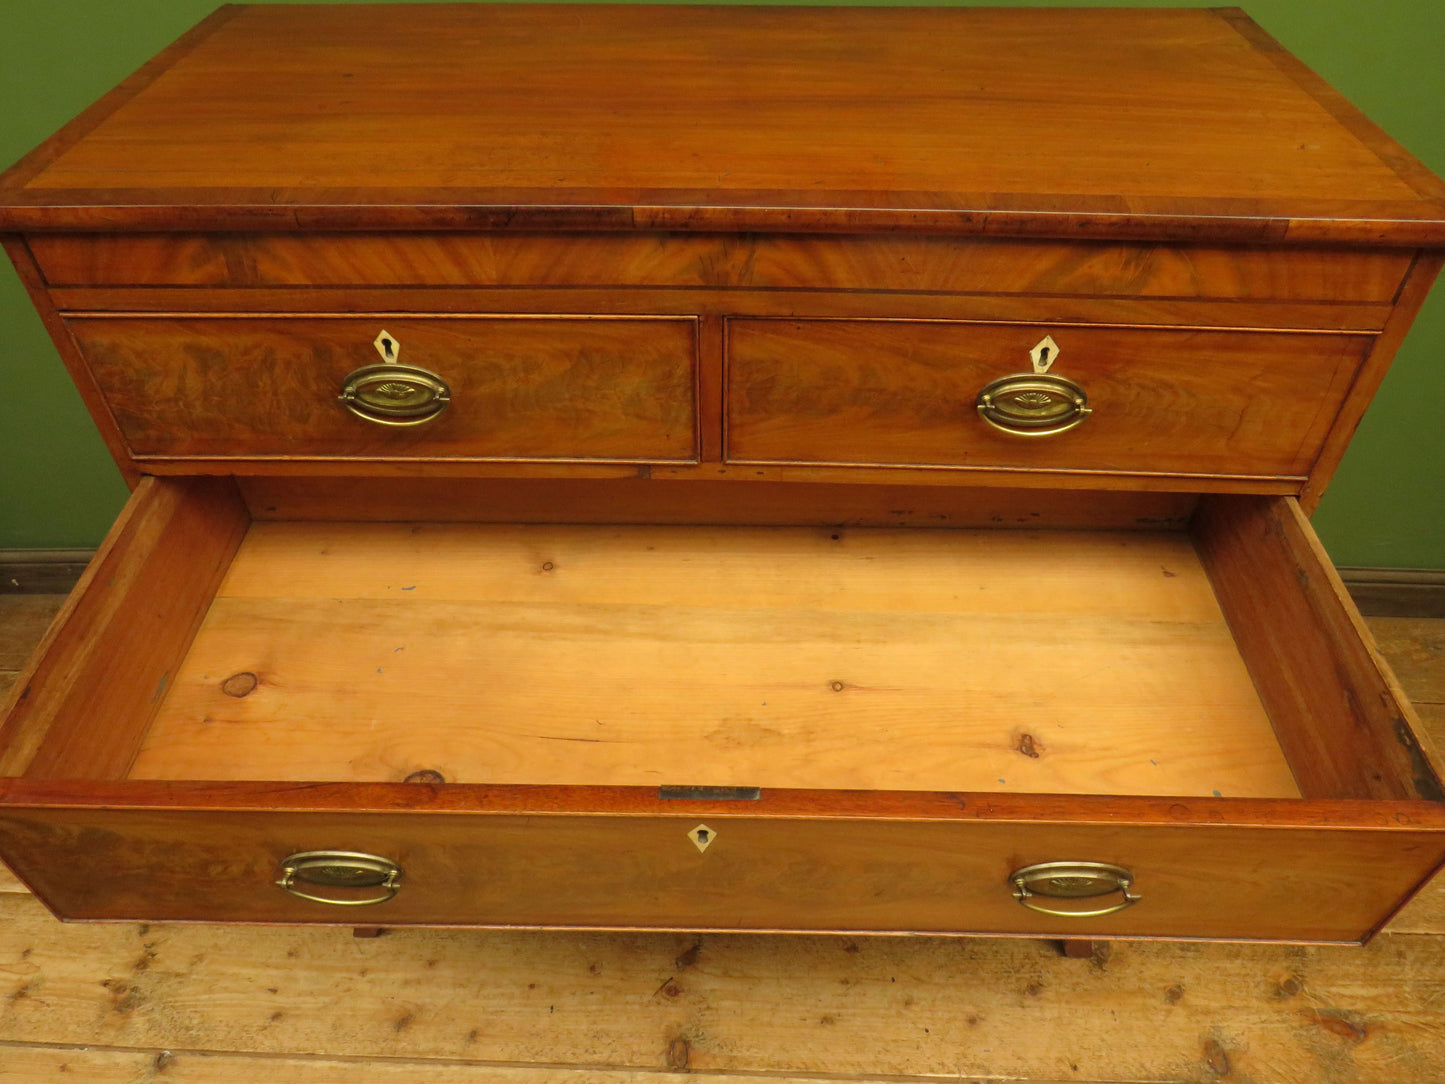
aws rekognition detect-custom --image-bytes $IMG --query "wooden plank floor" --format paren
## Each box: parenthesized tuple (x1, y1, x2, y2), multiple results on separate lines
(1, 596, 1444, 1083)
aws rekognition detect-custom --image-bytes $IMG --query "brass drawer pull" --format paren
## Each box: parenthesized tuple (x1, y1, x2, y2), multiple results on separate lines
(339, 364, 451, 426)
(976, 373, 1091, 436)
(276, 851, 402, 906)
(1010, 861, 1139, 917)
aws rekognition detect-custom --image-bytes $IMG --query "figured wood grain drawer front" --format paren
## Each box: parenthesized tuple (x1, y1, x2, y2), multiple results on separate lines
(63, 315, 698, 462)
(1, 804, 1441, 942)
(29, 234, 1413, 305)
(726, 320, 1372, 480)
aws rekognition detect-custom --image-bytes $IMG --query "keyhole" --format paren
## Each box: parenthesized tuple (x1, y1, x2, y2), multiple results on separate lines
(382, 338, 394, 358)
(1038, 346, 1050, 364)
(688, 823, 716, 852)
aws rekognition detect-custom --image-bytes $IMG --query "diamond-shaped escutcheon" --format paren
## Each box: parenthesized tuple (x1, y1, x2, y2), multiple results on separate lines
(373, 329, 400, 363)
(687, 824, 716, 853)
(1030, 334, 1060, 373)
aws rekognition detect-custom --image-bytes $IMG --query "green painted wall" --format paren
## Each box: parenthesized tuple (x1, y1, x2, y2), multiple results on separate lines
(2, 1, 1442, 565)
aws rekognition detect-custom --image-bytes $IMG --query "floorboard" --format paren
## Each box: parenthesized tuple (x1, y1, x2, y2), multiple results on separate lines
(2, 892, 1445, 1083)
(1, 598, 1444, 1083)
(0, 1050, 1115, 1084)
(1370, 617, 1445, 704)
(0, 595, 63, 672)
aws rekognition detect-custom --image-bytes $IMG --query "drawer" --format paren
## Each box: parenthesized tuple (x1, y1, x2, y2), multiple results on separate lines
(4, 798, 1440, 940)
(29, 232, 1413, 304)
(1, 477, 1441, 941)
(726, 319, 1373, 482)
(63, 315, 698, 464)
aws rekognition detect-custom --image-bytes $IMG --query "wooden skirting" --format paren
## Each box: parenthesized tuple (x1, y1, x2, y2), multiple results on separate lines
(1338, 567, 1445, 618)
(3, 548, 1444, 616)
(0, 549, 95, 594)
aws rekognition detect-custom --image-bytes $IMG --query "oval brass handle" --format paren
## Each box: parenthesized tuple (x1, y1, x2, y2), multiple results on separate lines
(976, 373, 1091, 436)
(339, 364, 451, 426)
(276, 850, 402, 906)
(1010, 861, 1139, 918)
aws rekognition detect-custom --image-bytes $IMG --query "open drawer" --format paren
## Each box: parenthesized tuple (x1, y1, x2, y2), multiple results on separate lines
(1, 476, 1442, 943)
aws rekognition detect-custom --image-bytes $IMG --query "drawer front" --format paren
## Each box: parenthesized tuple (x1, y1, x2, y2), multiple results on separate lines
(726, 319, 1372, 480)
(31, 233, 1412, 304)
(1, 804, 1440, 941)
(65, 315, 698, 462)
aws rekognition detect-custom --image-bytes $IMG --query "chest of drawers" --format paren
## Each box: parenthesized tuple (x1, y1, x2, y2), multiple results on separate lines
(2, 4, 1445, 942)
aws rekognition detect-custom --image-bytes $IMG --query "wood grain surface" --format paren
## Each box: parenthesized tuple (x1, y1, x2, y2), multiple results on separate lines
(0, 596, 63, 672)
(4, 608, 1444, 1081)
(0, 1056, 1096, 1084)
(31, 4, 1413, 199)
(66, 315, 698, 463)
(236, 477, 1201, 529)
(5, 500, 1442, 940)
(0, 1056, 1108, 1084)
(1371, 622, 1445, 704)
(46, 284, 1401, 334)
(4, 802, 1442, 941)
(129, 521, 1291, 798)
(1196, 496, 1442, 802)
(0, 477, 248, 780)
(29, 232, 1415, 301)
(726, 319, 1369, 480)
(4, 6, 1443, 241)
(3, 889, 1445, 1082)
(1, 2, 1444, 1069)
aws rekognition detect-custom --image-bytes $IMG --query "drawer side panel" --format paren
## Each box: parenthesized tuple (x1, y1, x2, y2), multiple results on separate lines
(1196, 495, 1444, 801)
(0, 477, 249, 780)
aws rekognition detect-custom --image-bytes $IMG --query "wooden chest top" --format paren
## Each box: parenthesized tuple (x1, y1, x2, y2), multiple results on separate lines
(3, 4, 1444, 242)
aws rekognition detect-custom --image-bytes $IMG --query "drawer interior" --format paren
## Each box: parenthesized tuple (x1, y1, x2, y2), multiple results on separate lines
(3, 477, 1435, 806)
(128, 519, 1296, 798)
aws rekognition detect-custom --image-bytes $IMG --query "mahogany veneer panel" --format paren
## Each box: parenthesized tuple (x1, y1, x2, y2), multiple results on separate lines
(28, 233, 1414, 302)
(726, 320, 1368, 480)
(5, 7, 1444, 241)
(27, 8, 1409, 200)
(46, 287, 1400, 335)
(0, 804, 1439, 941)
(65, 315, 698, 463)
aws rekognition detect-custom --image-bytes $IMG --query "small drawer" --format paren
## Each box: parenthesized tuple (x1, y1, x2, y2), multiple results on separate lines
(725, 319, 1373, 482)
(64, 315, 698, 464)
(30, 233, 1412, 305)
(0, 477, 1441, 940)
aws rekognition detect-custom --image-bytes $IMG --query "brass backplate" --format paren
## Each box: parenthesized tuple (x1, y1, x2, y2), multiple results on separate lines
(1012, 860, 1131, 899)
(339, 363, 451, 425)
(976, 372, 1091, 436)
